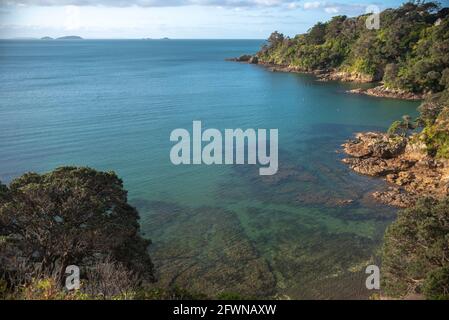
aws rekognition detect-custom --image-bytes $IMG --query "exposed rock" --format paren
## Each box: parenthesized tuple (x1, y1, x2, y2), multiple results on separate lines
(342, 157, 413, 177)
(317, 71, 377, 83)
(267, 65, 303, 73)
(256, 64, 377, 84)
(248, 56, 259, 64)
(404, 138, 428, 161)
(347, 85, 425, 100)
(234, 59, 425, 101)
(372, 188, 416, 208)
(225, 54, 254, 62)
(342, 132, 449, 207)
(343, 132, 407, 160)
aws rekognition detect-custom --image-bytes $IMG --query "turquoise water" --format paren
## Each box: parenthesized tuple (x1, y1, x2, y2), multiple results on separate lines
(0, 40, 420, 299)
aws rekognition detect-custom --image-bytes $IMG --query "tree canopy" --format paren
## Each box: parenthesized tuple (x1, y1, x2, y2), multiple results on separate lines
(0, 167, 154, 293)
(257, 2, 449, 93)
(382, 197, 449, 299)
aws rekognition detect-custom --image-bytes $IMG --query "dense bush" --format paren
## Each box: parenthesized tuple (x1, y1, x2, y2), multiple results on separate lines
(382, 197, 449, 299)
(258, 2, 449, 93)
(0, 167, 154, 298)
(416, 89, 449, 158)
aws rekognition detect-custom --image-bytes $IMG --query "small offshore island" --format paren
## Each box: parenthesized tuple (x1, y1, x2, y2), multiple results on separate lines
(40, 36, 84, 40)
(230, 2, 449, 299)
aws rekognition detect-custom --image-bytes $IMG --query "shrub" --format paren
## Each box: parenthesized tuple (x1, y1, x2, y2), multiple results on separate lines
(382, 197, 449, 299)
(0, 167, 154, 297)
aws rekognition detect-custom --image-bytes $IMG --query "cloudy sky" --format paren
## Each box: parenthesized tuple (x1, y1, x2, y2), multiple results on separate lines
(0, 0, 432, 39)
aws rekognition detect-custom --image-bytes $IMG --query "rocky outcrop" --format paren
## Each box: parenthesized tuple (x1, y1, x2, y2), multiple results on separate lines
(342, 132, 449, 207)
(259, 64, 377, 84)
(317, 71, 377, 83)
(226, 54, 254, 63)
(248, 56, 259, 64)
(229, 58, 426, 101)
(266, 64, 303, 73)
(347, 85, 425, 100)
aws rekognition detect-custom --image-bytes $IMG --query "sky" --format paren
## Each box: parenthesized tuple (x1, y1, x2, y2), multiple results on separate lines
(0, 0, 444, 39)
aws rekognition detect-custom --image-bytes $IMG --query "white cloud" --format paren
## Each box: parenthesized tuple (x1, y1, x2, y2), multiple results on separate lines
(302, 1, 367, 15)
(286, 1, 300, 9)
(324, 6, 338, 13)
(64, 5, 81, 30)
(0, 0, 370, 15)
(303, 1, 322, 10)
(0, 0, 297, 8)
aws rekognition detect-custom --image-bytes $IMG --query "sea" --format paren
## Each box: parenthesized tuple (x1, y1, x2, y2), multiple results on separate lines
(0, 39, 420, 299)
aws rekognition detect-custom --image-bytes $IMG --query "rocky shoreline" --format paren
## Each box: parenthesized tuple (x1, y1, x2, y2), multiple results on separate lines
(226, 55, 425, 101)
(225, 54, 259, 64)
(342, 132, 449, 208)
(226, 55, 444, 208)
(347, 86, 425, 101)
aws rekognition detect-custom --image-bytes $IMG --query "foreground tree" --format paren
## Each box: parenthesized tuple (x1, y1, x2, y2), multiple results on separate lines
(0, 167, 154, 290)
(382, 197, 449, 299)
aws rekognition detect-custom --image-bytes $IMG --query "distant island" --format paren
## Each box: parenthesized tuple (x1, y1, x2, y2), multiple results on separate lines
(56, 36, 83, 40)
(141, 37, 170, 41)
(39, 36, 83, 40)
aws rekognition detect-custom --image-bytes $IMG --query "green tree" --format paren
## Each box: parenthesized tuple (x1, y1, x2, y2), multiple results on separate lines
(306, 22, 327, 45)
(382, 197, 449, 299)
(256, 2, 449, 93)
(0, 167, 154, 288)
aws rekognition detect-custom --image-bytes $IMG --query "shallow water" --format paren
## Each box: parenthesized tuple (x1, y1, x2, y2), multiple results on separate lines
(0, 39, 420, 298)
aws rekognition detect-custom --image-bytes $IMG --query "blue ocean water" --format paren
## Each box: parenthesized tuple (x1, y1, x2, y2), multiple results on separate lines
(0, 39, 420, 299)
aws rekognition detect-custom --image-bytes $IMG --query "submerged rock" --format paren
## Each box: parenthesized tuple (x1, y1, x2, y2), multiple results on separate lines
(372, 188, 416, 208)
(135, 200, 277, 298)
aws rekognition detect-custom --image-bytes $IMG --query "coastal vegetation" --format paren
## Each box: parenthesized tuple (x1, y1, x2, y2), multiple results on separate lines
(377, 86, 449, 299)
(0, 167, 154, 299)
(255, 2, 449, 98)
(382, 197, 449, 299)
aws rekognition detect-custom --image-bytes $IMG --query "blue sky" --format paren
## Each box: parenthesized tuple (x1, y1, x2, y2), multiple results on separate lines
(0, 0, 442, 39)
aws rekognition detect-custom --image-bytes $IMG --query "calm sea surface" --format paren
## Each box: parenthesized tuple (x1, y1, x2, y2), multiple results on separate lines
(0, 39, 420, 299)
